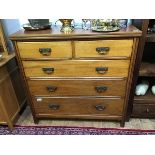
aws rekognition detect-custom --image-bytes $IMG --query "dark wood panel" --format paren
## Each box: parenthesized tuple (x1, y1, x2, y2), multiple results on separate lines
(134, 90, 155, 104)
(142, 42, 155, 63)
(146, 34, 155, 42)
(139, 62, 155, 77)
(121, 37, 139, 125)
(132, 104, 155, 117)
(127, 20, 149, 119)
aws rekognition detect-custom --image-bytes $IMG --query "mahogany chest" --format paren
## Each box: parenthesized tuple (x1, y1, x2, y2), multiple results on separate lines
(10, 26, 141, 126)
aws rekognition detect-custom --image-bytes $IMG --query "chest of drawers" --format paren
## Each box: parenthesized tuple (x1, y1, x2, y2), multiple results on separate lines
(10, 26, 141, 126)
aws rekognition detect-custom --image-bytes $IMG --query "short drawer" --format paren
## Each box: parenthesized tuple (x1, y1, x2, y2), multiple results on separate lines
(17, 42, 72, 59)
(33, 97, 124, 116)
(23, 60, 129, 77)
(132, 104, 155, 117)
(74, 40, 133, 58)
(28, 79, 126, 97)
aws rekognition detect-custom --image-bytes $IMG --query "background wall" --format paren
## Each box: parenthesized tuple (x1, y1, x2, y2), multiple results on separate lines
(1, 19, 21, 52)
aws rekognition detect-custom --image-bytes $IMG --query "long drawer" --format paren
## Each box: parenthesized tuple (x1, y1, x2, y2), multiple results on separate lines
(33, 97, 124, 116)
(74, 40, 133, 58)
(23, 60, 130, 77)
(28, 79, 126, 97)
(17, 42, 72, 59)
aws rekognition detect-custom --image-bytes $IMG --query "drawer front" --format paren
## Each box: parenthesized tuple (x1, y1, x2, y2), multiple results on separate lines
(132, 104, 155, 117)
(17, 42, 72, 59)
(23, 60, 129, 77)
(33, 97, 123, 116)
(28, 79, 126, 97)
(74, 40, 133, 58)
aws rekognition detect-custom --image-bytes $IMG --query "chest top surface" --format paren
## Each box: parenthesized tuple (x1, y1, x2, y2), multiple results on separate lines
(10, 25, 142, 41)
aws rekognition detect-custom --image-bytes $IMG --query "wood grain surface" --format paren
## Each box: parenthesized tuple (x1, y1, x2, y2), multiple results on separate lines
(17, 41, 72, 59)
(28, 79, 126, 97)
(10, 25, 141, 41)
(23, 60, 130, 78)
(33, 97, 123, 116)
(75, 39, 133, 58)
(10, 25, 142, 126)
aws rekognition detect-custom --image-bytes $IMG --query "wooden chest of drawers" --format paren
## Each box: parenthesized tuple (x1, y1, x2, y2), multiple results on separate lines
(10, 26, 141, 126)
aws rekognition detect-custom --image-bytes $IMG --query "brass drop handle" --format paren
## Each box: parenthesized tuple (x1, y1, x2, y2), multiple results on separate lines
(42, 67, 54, 74)
(96, 47, 110, 55)
(47, 86, 57, 92)
(39, 48, 51, 56)
(49, 104, 60, 110)
(96, 67, 108, 74)
(146, 108, 150, 113)
(95, 104, 106, 111)
(95, 86, 107, 93)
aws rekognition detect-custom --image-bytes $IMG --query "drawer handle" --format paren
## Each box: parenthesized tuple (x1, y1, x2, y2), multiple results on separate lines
(96, 67, 108, 74)
(42, 67, 54, 74)
(95, 86, 107, 93)
(39, 48, 51, 56)
(47, 86, 57, 92)
(95, 104, 106, 111)
(49, 104, 60, 110)
(96, 47, 110, 55)
(36, 97, 43, 102)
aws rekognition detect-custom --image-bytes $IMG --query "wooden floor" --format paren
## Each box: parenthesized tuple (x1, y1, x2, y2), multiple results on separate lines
(16, 106, 155, 130)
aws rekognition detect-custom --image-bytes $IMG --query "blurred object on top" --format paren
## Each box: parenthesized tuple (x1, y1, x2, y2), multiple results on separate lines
(91, 19, 120, 32)
(147, 19, 155, 33)
(23, 19, 51, 31)
(118, 19, 128, 28)
(59, 19, 74, 33)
